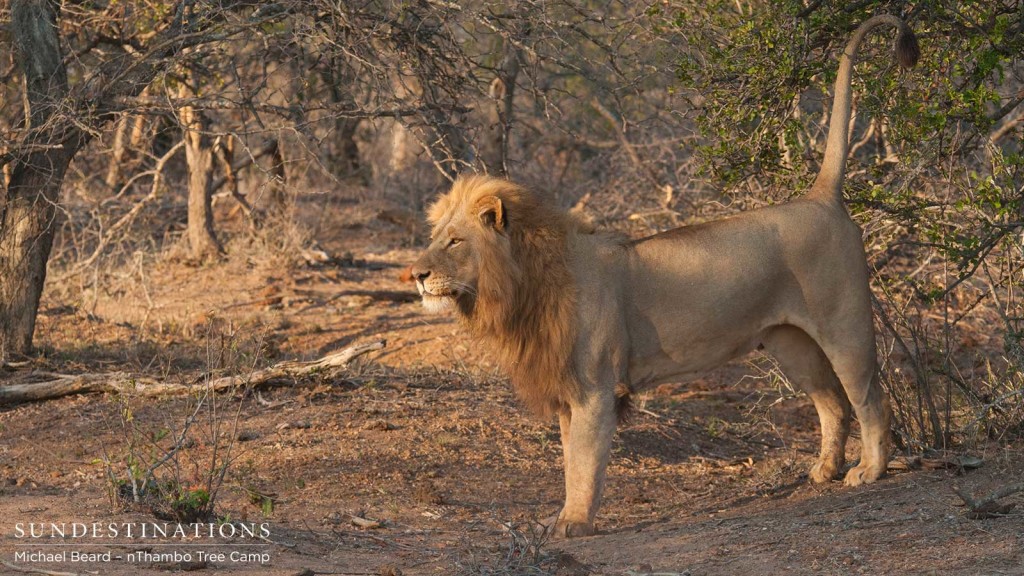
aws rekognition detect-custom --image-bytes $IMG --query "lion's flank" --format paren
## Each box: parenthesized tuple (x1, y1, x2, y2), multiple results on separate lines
(429, 175, 583, 416)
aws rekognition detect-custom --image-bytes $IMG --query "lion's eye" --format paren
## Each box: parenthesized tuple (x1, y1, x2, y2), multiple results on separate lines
(447, 238, 463, 248)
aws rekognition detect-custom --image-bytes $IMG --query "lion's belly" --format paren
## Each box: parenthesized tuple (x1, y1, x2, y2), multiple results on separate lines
(626, 330, 765, 388)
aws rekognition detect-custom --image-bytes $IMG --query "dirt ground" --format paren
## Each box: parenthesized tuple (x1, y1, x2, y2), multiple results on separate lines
(1, 197, 1023, 576)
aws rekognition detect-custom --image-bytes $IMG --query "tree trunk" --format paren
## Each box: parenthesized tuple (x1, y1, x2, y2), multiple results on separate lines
(179, 102, 223, 261)
(104, 113, 130, 190)
(268, 140, 289, 215)
(0, 0, 75, 361)
(484, 40, 522, 177)
(326, 78, 362, 180)
(214, 136, 259, 226)
(335, 116, 362, 178)
(0, 154, 75, 360)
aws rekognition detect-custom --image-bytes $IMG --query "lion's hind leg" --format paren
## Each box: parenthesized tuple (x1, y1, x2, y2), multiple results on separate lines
(813, 319, 892, 487)
(762, 325, 852, 483)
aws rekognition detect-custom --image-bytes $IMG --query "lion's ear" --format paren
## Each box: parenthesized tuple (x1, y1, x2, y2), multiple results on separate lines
(476, 196, 505, 232)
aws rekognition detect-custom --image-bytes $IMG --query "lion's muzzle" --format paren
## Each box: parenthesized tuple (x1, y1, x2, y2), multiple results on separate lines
(411, 268, 457, 313)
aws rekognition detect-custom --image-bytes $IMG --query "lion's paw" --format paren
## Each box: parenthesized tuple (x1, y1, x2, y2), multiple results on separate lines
(544, 511, 596, 539)
(809, 459, 842, 483)
(843, 461, 885, 487)
(552, 519, 596, 538)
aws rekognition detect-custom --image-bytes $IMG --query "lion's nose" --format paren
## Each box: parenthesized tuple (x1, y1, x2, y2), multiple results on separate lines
(413, 269, 430, 283)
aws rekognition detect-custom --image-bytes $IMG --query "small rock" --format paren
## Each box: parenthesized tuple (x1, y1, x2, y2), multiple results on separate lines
(414, 482, 444, 505)
(351, 515, 383, 529)
(363, 419, 393, 431)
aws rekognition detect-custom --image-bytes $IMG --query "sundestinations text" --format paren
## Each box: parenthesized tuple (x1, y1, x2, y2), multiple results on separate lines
(13, 522, 271, 539)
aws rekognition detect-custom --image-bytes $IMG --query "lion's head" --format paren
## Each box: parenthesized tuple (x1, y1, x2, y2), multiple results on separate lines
(411, 175, 582, 415)
(410, 176, 513, 318)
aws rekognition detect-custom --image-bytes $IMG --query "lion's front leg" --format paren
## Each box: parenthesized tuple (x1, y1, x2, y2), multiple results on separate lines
(558, 407, 573, 474)
(551, 392, 617, 538)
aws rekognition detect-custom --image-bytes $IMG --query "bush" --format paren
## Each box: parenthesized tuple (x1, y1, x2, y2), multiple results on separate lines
(664, 0, 1024, 449)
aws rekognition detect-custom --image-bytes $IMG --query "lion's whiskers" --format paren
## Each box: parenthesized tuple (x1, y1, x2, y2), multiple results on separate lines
(451, 281, 478, 298)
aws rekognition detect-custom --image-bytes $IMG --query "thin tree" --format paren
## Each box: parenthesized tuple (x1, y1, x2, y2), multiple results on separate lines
(1, 0, 75, 361)
(0, 1, 288, 360)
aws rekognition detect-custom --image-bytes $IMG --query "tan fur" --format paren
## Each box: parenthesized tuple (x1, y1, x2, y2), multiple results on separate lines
(411, 17, 918, 538)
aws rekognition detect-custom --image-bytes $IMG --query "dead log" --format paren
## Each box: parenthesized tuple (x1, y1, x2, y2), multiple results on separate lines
(954, 481, 1023, 519)
(0, 340, 385, 405)
(1, 559, 81, 576)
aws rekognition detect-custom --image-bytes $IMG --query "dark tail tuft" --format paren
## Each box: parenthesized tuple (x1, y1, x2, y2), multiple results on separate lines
(896, 24, 920, 69)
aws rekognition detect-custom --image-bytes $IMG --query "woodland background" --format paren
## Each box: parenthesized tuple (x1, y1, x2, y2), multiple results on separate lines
(0, 1, 1023, 574)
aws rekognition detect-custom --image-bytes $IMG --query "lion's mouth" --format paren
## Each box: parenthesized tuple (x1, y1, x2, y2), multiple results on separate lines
(420, 291, 456, 314)
(416, 283, 454, 298)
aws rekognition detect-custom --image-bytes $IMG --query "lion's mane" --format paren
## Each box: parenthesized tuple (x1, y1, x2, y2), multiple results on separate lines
(428, 176, 582, 416)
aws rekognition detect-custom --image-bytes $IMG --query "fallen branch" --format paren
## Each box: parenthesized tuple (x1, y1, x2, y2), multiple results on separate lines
(953, 482, 1023, 519)
(0, 560, 81, 576)
(0, 340, 386, 405)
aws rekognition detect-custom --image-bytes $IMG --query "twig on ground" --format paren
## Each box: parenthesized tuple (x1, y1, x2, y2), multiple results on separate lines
(636, 406, 664, 419)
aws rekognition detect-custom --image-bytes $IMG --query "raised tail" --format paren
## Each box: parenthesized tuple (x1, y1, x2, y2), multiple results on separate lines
(809, 15, 919, 202)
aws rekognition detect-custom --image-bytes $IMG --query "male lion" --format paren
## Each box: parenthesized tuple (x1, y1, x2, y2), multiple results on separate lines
(411, 15, 919, 537)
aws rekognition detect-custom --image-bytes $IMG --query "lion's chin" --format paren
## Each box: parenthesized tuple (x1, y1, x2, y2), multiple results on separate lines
(421, 294, 456, 314)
